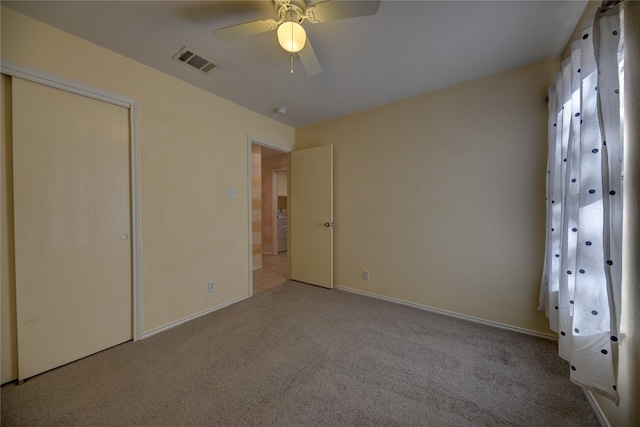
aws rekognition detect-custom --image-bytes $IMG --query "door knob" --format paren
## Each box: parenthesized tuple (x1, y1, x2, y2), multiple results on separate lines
(324, 222, 334, 228)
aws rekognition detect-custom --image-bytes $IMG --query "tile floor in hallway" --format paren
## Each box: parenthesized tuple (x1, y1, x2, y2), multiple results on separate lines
(253, 252, 288, 294)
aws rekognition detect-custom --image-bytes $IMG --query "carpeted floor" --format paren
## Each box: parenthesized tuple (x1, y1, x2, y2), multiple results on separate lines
(1, 281, 600, 426)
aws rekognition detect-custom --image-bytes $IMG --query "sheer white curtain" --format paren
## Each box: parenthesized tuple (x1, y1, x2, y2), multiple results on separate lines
(539, 5, 624, 404)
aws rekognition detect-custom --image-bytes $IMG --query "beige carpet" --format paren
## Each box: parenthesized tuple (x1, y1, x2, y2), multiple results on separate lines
(1, 281, 599, 426)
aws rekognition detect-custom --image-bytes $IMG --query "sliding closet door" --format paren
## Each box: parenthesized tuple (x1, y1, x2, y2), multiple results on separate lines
(12, 78, 132, 380)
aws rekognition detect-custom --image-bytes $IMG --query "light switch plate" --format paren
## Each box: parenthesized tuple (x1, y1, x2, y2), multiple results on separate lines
(227, 188, 237, 198)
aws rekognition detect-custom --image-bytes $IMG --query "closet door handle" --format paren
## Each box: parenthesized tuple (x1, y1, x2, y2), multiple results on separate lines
(324, 222, 334, 228)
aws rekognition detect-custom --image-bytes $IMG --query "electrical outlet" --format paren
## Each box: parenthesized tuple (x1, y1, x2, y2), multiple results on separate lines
(363, 270, 370, 280)
(208, 281, 216, 293)
(227, 188, 237, 198)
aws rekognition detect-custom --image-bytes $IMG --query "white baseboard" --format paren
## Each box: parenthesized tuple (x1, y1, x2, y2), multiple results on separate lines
(140, 295, 249, 339)
(584, 390, 612, 427)
(333, 285, 557, 341)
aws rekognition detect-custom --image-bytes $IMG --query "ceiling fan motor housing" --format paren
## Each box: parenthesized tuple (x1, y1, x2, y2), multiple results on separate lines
(275, 0, 306, 16)
(283, 9, 301, 24)
(277, 2, 305, 24)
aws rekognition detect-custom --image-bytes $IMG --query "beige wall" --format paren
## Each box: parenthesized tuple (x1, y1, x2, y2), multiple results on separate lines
(1, 7, 294, 382)
(296, 57, 559, 335)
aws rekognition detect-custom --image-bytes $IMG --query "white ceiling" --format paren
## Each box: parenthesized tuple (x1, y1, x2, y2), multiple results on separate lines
(4, 1, 587, 128)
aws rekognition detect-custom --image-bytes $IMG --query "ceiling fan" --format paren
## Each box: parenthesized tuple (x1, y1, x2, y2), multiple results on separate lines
(212, 0, 381, 76)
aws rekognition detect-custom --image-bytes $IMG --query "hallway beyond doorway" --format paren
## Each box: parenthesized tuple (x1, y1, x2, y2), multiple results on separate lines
(253, 253, 287, 294)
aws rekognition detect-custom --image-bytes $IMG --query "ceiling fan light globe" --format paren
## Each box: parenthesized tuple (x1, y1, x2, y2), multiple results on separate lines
(277, 21, 306, 53)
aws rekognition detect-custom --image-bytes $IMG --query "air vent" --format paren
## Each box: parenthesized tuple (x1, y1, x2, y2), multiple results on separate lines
(173, 47, 218, 74)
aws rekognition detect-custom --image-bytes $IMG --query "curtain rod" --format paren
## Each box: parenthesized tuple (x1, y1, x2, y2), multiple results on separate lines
(600, 0, 623, 13)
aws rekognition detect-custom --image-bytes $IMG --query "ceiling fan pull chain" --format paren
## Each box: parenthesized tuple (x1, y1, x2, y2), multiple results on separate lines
(290, 20, 295, 74)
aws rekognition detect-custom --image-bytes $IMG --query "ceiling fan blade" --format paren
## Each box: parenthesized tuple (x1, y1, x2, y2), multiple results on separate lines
(213, 18, 277, 41)
(298, 39, 322, 76)
(306, 0, 380, 23)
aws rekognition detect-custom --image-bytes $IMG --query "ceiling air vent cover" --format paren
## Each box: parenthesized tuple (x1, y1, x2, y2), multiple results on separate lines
(173, 47, 217, 74)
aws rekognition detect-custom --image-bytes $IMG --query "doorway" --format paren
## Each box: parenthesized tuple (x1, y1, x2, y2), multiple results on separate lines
(250, 141, 289, 294)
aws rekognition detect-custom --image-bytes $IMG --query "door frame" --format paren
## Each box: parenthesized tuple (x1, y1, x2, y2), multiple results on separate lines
(246, 136, 291, 297)
(272, 167, 287, 254)
(2, 60, 142, 340)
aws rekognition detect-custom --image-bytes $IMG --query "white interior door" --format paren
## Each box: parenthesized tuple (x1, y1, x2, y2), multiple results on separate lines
(290, 145, 333, 288)
(12, 78, 132, 380)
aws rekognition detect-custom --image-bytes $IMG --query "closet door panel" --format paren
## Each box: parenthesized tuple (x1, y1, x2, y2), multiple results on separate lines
(12, 78, 132, 380)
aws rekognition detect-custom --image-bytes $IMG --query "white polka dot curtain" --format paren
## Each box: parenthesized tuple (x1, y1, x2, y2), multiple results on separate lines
(539, 5, 624, 404)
